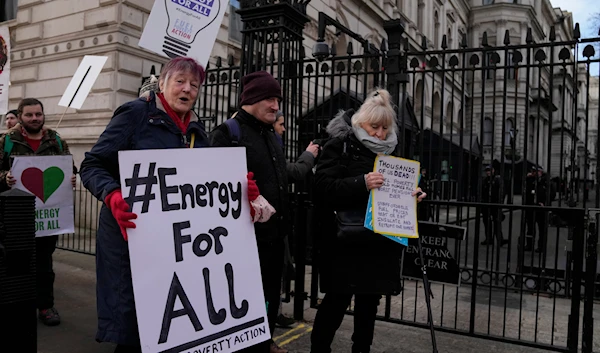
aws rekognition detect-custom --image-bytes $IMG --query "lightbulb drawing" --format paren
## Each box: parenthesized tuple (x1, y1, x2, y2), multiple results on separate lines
(162, 0, 222, 58)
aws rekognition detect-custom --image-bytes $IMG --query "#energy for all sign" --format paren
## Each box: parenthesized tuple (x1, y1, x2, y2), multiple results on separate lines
(118, 148, 269, 353)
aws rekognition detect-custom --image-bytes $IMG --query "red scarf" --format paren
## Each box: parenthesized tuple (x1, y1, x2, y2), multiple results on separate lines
(157, 93, 191, 133)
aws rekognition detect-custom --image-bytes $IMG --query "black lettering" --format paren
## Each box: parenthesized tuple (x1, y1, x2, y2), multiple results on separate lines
(229, 182, 242, 219)
(202, 268, 227, 325)
(180, 184, 195, 209)
(193, 233, 212, 257)
(159, 168, 180, 211)
(173, 221, 191, 262)
(195, 184, 208, 207)
(158, 273, 202, 344)
(225, 263, 249, 319)
(218, 184, 229, 217)
(209, 227, 228, 254)
(205, 181, 219, 207)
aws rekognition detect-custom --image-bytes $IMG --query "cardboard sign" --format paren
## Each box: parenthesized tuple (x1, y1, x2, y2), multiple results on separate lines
(118, 148, 269, 353)
(371, 155, 420, 238)
(401, 221, 465, 286)
(11, 155, 75, 237)
(58, 55, 107, 109)
(0, 25, 10, 115)
(139, 0, 230, 67)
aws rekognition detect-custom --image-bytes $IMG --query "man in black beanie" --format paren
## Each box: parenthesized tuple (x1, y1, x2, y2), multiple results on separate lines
(210, 71, 289, 353)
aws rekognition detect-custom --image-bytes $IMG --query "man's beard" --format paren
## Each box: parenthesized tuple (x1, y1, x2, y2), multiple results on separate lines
(22, 121, 43, 134)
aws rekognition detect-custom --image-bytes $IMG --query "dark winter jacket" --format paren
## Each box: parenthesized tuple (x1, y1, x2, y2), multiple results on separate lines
(287, 151, 315, 182)
(482, 174, 502, 203)
(210, 109, 289, 242)
(314, 109, 404, 295)
(0, 125, 75, 191)
(79, 91, 209, 346)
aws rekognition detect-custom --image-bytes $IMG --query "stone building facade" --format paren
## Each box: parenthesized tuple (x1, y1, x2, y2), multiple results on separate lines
(0, 0, 595, 181)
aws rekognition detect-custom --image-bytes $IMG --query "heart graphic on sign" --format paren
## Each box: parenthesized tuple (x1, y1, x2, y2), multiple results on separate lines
(21, 167, 65, 203)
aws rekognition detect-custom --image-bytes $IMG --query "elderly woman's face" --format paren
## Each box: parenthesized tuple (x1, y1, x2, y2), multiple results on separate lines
(361, 122, 388, 140)
(161, 70, 200, 118)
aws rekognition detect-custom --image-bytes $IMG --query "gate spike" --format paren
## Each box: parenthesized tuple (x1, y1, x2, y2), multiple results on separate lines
(549, 26, 556, 42)
(421, 36, 428, 50)
(150, 65, 156, 75)
(503, 30, 510, 45)
(300, 46, 306, 58)
(346, 42, 354, 55)
(270, 50, 275, 63)
(330, 43, 337, 57)
(526, 28, 533, 44)
(461, 33, 468, 48)
(574, 23, 581, 39)
(441, 35, 447, 50)
(228, 54, 234, 66)
(216, 56, 222, 67)
(482, 32, 489, 47)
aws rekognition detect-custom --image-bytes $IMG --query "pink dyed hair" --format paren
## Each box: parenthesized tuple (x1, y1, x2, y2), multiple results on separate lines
(159, 57, 206, 87)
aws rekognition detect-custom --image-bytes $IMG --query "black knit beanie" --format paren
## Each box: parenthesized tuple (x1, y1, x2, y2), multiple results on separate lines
(240, 71, 282, 106)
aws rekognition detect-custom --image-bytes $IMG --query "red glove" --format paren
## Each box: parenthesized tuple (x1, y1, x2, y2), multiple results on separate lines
(247, 172, 260, 220)
(105, 189, 137, 241)
(247, 172, 259, 201)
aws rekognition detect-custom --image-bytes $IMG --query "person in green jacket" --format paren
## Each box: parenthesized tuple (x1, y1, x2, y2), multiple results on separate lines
(0, 98, 76, 327)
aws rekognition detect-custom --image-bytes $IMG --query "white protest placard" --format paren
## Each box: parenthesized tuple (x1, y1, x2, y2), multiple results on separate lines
(371, 155, 420, 238)
(0, 24, 11, 115)
(11, 155, 75, 237)
(118, 148, 270, 353)
(58, 55, 107, 109)
(139, 0, 230, 67)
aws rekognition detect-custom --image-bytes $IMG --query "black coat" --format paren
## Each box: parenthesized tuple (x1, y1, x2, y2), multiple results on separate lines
(482, 175, 502, 203)
(210, 109, 289, 242)
(314, 110, 404, 295)
(80, 91, 210, 346)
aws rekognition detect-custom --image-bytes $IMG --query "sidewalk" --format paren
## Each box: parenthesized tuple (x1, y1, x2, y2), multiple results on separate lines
(36, 250, 553, 353)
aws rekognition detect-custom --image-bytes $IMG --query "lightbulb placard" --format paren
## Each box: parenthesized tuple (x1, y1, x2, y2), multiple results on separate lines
(139, 0, 230, 67)
(0, 24, 10, 115)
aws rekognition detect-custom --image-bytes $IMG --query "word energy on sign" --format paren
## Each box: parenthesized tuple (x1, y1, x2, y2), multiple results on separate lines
(118, 148, 269, 353)
(11, 155, 75, 237)
(371, 155, 420, 238)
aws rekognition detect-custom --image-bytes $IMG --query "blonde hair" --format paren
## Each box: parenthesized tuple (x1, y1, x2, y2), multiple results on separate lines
(351, 88, 397, 133)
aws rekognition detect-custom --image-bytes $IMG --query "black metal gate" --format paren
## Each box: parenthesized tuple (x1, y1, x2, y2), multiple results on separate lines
(61, 0, 600, 352)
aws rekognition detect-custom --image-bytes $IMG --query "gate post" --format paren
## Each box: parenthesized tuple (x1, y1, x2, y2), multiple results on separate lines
(567, 209, 586, 352)
(383, 20, 413, 158)
(582, 213, 598, 353)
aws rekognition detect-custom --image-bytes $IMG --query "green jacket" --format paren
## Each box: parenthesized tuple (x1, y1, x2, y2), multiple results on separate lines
(0, 124, 75, 191)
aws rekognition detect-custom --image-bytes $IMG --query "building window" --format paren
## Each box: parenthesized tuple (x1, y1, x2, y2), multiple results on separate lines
(483, 118, 493, 146)
(505, 118, 514, 146)
(483, 0, 494, 4)
(229, 0, 243, 43)
(417, 2, 425, 33)
(434, 11, 440, 49)
(0, 0, 17, 22)
(506, 52, 516, 80)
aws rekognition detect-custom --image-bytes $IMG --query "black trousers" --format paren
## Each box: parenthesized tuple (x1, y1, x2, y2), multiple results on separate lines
(481, 207, 504, 242)
(310, 292, 381, 353)
(36, 235, 58, 310)
(238, 239, 285, 353)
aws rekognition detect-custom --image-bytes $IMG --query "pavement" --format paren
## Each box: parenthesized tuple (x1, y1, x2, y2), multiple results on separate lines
(31, 249, 569, 353)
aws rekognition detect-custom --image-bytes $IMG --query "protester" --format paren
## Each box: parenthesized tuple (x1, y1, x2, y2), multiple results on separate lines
(310, 89, 426, 353)
(273, 111, 319, 181)
(0, 98, 77, 327)
(4, 109, 17, 130)
(480, 165, 507, 246)
(211, 71, 289, 353)
(80, 57, 262, 353)
(272, 110, 319, 330)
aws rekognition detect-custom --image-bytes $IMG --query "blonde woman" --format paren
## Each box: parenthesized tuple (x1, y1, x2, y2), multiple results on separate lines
(311, 89, 425, 353)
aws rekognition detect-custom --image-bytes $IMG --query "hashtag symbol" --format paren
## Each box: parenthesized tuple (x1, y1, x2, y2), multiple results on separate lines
(124, 163, 157, 214)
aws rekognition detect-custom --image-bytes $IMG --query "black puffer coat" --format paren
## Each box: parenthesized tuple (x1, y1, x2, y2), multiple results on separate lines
(314, 110, 404, 295)
(210, 109, 289, 242)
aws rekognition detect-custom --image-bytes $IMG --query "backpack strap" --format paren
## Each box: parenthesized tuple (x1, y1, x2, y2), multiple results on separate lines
(4, 134, 13, 157)
(224, 115, 241, 146)
(55, 134, 63, 152)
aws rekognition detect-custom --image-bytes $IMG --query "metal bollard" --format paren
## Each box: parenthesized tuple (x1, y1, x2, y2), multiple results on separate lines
(0, 188, 37, 352)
